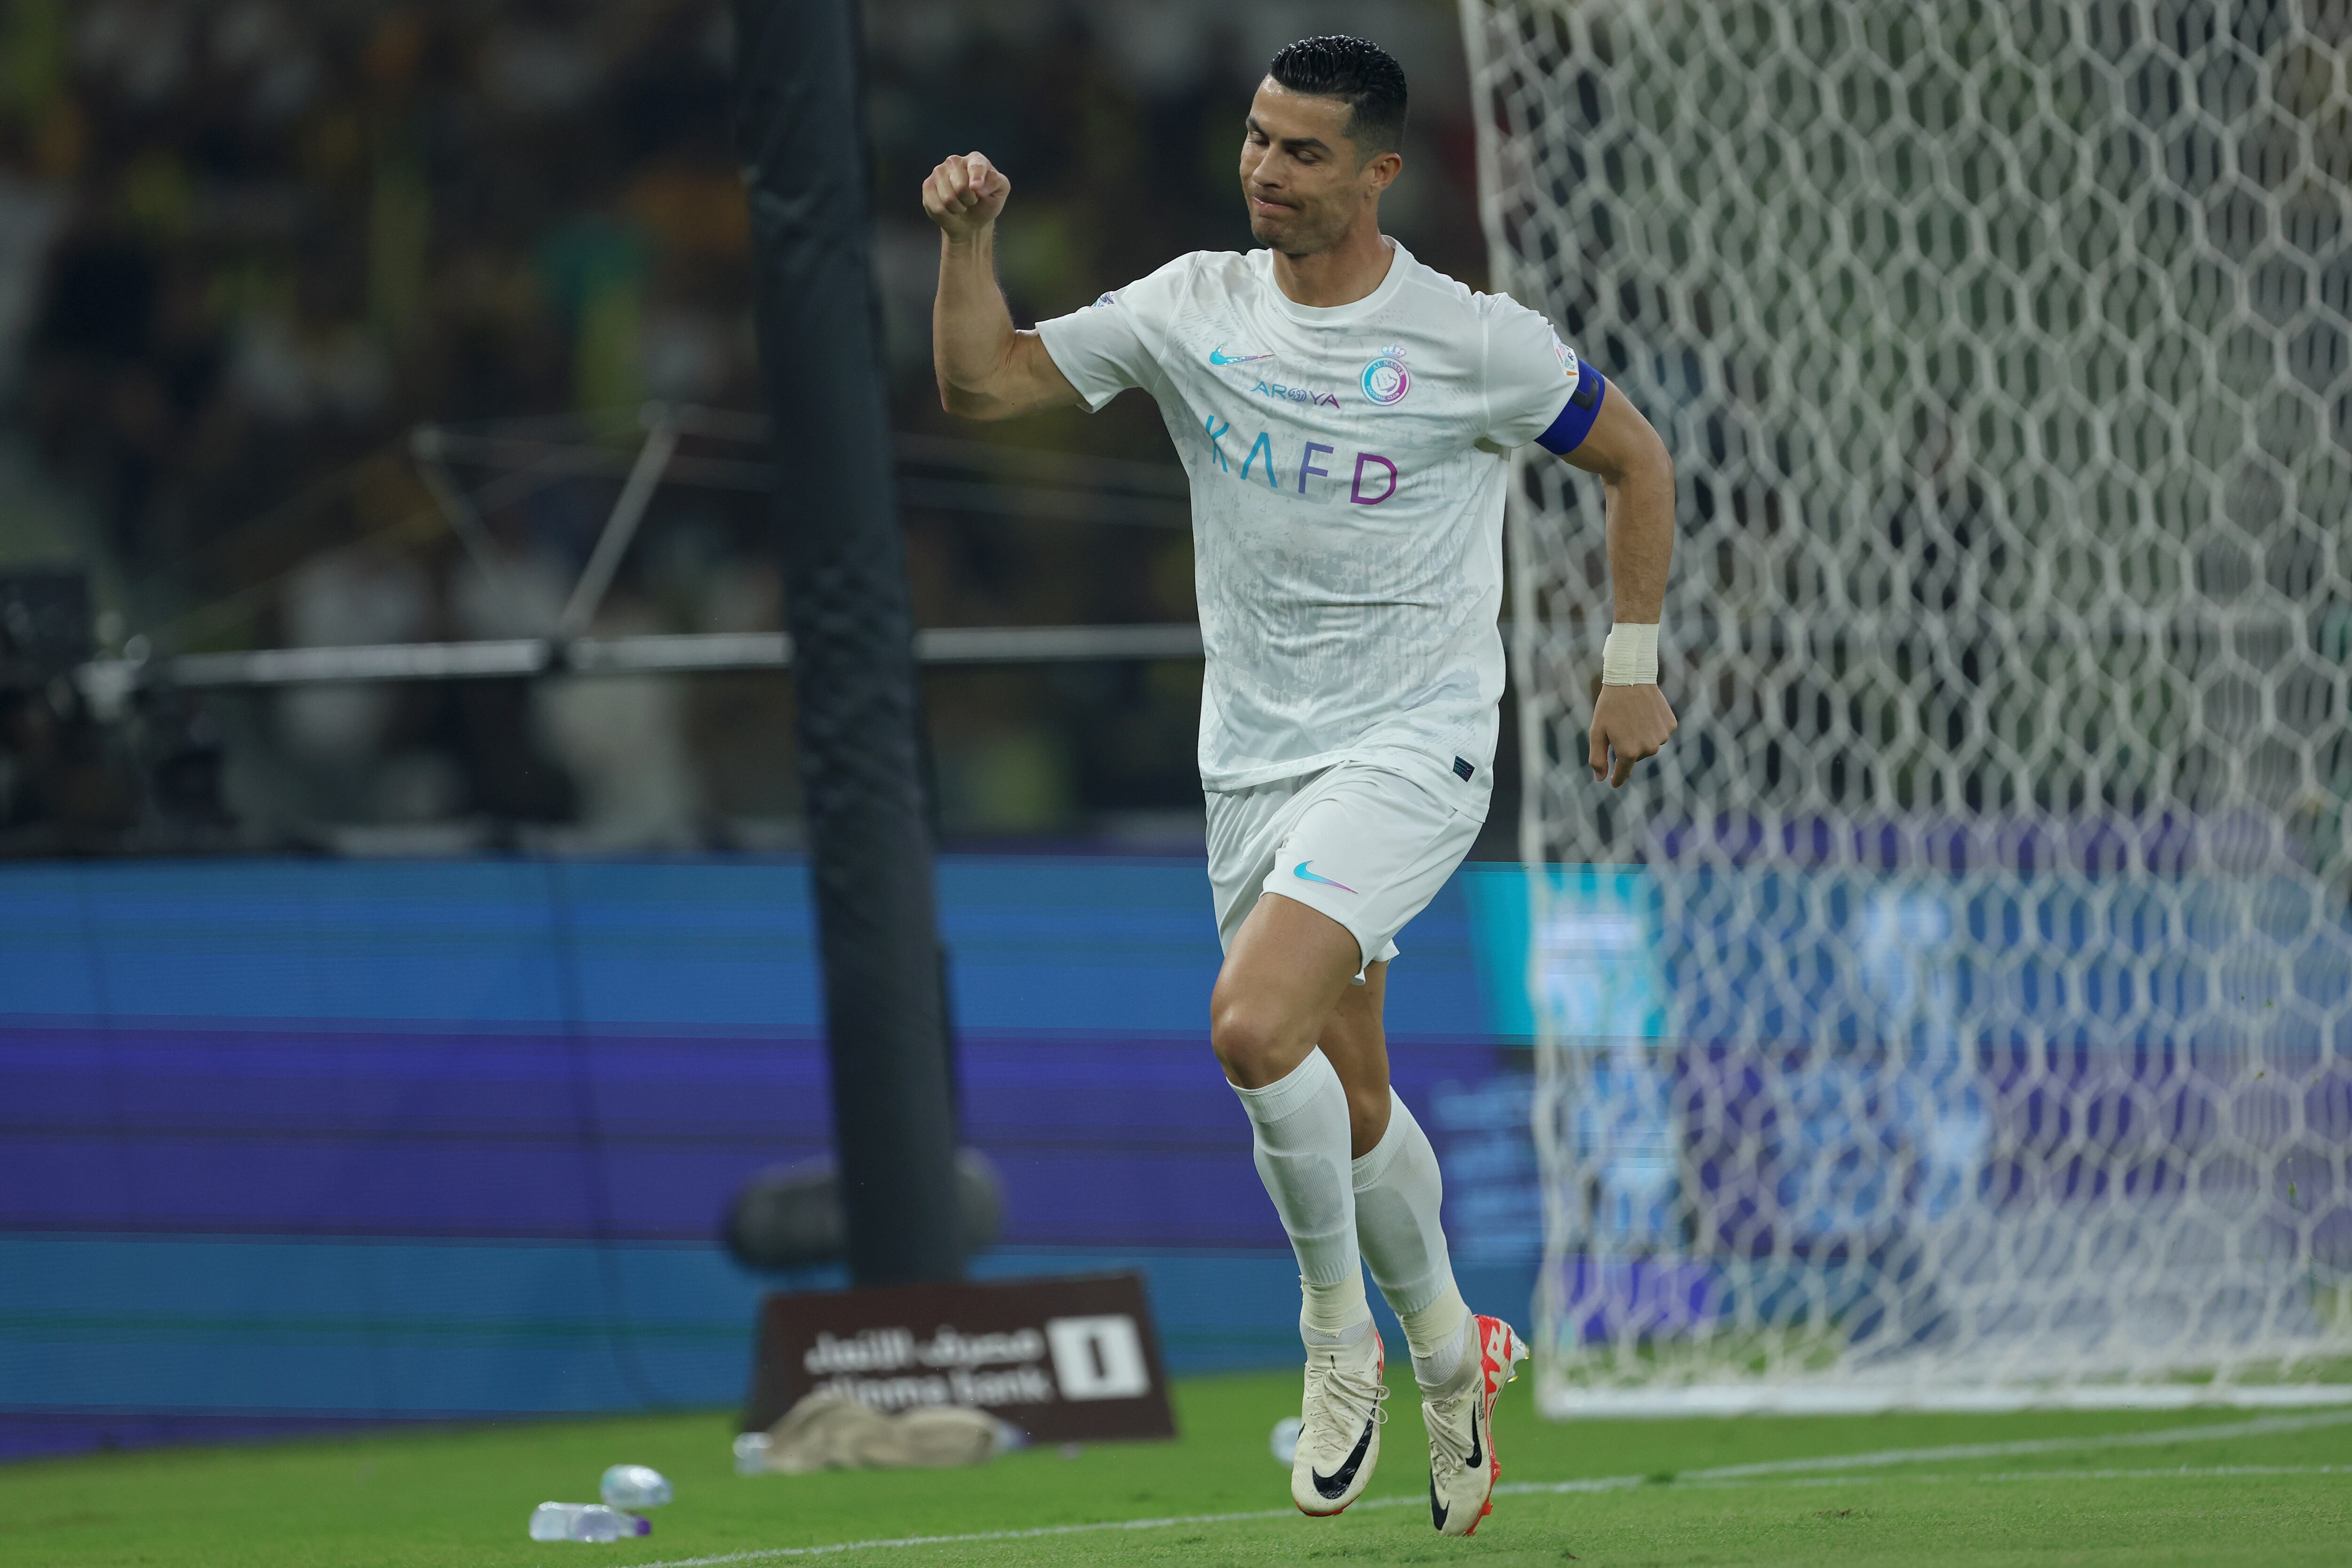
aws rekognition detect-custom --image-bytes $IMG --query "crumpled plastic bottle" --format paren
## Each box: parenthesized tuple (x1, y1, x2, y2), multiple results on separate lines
(527, 1502, 650, 1542)
(599, 1465, 673, 1509)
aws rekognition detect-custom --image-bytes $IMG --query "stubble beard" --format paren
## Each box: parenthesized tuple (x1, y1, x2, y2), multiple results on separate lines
(1248, 199, 1343, 258)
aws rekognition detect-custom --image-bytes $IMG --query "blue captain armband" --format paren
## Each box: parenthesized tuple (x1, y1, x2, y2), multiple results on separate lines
(1534, 358, 1607, 455)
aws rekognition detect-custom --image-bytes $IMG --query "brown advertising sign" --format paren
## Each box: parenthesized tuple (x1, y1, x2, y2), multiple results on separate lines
(742, 1270, 1177, 1445)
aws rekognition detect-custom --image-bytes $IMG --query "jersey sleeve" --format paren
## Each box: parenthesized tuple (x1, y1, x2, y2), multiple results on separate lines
(1034, 255, 1192, 413)
(1480, 296, 1608, 454)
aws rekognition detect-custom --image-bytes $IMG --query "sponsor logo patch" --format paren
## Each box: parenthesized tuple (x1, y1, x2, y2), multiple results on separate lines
(1252, 379, 1340, 409)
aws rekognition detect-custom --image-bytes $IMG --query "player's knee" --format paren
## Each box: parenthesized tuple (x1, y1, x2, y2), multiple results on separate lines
(1209, 995, 1295, 1088)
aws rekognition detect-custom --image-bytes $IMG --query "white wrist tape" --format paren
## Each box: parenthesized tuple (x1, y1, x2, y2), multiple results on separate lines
(1601, 622, 1661, 686)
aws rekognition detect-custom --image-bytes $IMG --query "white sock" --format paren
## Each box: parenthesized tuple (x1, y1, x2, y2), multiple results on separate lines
(1351, 1089, 1471, 1387)
(1232, 1050, 1370, 1339)
(1405, 1292, 1472, 1391)
(1301, 1316, 1374, 1351)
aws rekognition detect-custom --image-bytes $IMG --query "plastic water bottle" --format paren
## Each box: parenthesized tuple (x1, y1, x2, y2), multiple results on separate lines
(600, 1465, 673, 1509)
(528, 1503, 649, 1542)
(1270, 1416, 1302, 1466)
(733, 1432, 773, 1475)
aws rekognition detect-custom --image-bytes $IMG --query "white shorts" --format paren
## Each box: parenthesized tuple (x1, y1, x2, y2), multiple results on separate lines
(1205, 749, 1489, 974)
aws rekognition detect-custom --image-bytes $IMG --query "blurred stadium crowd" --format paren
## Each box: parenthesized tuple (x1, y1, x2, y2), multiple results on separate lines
(0, 0, 1484, 852)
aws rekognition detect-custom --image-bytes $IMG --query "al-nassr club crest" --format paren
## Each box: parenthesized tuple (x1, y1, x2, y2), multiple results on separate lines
(1360, 346, 1411, 406)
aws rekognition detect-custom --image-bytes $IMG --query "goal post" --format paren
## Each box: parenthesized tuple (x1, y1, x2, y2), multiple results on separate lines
(1464, 0, 2352, 1413)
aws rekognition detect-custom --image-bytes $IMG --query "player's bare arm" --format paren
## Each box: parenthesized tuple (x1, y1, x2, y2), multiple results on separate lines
(922, 152, 1082, 421)
(1564, 385, 1679, 787)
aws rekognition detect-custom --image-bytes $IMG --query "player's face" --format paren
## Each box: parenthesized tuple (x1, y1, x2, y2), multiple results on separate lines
(1240, 80, 1392, 255)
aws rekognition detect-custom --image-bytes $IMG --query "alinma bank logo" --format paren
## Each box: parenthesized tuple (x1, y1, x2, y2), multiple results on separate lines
(1361, 348, 1411, 406)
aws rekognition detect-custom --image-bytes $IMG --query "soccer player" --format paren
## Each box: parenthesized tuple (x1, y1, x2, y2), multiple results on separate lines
(923, 34, 1676, 1535)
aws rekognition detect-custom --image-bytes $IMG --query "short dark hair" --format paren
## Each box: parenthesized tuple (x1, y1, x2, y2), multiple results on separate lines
(1267, 35, 1408, 159)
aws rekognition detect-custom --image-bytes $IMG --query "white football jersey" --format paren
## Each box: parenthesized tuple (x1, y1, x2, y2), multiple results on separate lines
(1036, 240, 1598, 790)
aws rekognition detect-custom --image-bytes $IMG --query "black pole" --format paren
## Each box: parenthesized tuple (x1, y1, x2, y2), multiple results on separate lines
(731, 0, 961, 1285)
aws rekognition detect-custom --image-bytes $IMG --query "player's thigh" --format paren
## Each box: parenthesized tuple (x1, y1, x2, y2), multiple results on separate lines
(1209, 891, 1365, 1088)
(1271, 758, 1484, 972)
(1204, 778, 1293, 954)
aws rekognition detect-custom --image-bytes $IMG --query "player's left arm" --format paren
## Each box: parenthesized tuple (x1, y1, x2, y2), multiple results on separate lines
(1559, 387, 1678, 788)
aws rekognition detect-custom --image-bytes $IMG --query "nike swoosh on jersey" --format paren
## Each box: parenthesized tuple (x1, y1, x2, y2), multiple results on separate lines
(1312, 1417, 1376, 1498)
(1293, 861, 1357, 893)
(1208, 346, 1272, 365)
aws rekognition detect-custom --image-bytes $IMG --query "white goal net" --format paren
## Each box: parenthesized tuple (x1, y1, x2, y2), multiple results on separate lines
(1464, 0, 2352, 1412)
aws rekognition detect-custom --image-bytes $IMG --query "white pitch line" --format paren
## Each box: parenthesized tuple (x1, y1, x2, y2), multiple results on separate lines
(1494, 1406, 2352, 1493)
(1678, 1462, 2352, 1492)
(631, 1408, 2352, 1568)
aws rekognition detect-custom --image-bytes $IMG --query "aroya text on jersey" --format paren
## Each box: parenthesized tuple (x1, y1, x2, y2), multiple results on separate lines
(1200, 413, 1399, 506)
(1251, 378, 1340, 409)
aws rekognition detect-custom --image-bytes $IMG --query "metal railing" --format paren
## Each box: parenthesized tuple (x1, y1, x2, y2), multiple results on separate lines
(88, 622, 1205, 696)
(87, 405, 1205, 702)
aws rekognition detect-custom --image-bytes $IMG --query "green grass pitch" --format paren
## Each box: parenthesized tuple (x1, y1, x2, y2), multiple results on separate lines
(7, 1370, 2349, 1566)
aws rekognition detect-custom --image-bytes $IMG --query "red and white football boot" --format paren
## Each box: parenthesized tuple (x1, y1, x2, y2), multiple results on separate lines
(1422, 1314, 1527, 1536)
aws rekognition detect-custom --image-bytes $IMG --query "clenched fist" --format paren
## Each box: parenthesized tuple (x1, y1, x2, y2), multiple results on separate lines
(922, 152, 1010, 242)
(1589, 683, 1677, 788)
